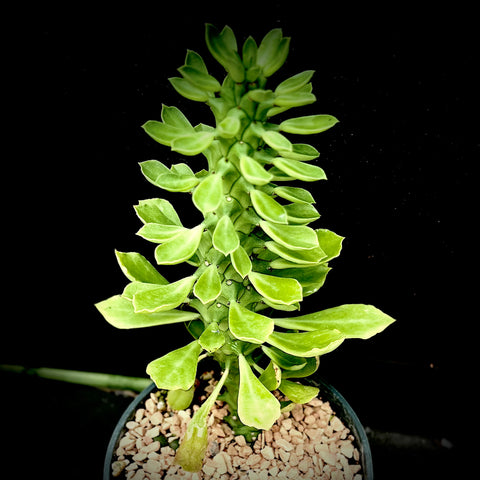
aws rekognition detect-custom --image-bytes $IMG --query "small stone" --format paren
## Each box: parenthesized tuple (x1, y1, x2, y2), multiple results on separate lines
(275, 439, 294, 451)
(261, 446, 274, 460)
(135, 409, 145, 422)
(298, 458, 312, 473)
(212, 452, 228, 474)
(340, 441, 354, 458)
(318, 448, 337, 466)
(235, 435, 246, 446)
(246, 454, 261, 466)
(330, 416, 345, 432)
(144, 459, 162, 474)
(150, 412, 163, 425)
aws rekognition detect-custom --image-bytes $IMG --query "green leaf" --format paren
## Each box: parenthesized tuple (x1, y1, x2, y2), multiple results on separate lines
(146, 340, 202, 390)
(257, 29, 290, 77)
(161, 104, 195, 130)
(185, 50, 208, 73)
(95, 295, 199, 329)
(266, 241, 327, 266)
(139, 159, 170, 183)
(134, 197, 182, 226)
(178, 66, 221, 92)
(192, 174, 223, 214)
(136, 223, 186, 243)
(267, 329, 345, 357)
(280, 143, 320, 161)
(250, 189, 287, 224)
(198, 322, 225, 352)
(316, 228, 344, 262)
(285, 203, 320, 225)
(274, 92, 316, 108)
(242, 35, 258, 68)
(261, 130, 293, 153)
(212, 215, 239, 256)
(273, 304, 396, 339)
(281, 357, 320, 379)
(144, 168, 200, 192)
(193, 264, 222, 304)
(229, 301, 274, 344)
(275, 70, 315, 95)
(273, 157, 327, 182)
(273, 186, 315, 204)
(169, 77, 212, 102)
(249, 271, 302, 306)
(258, 361, 282, 390)
(115, 250, 168, 284)
(269, 264, 330, 297)
(155, 224, 204, 265)
(261, 345, 307, 371)
(259, 221, 319, 250)
(205, 24, 245, 82)
(175, 361, 230, 472)
(239, 155, 273, 186)
(279, 115, 339, 135)
(230, 245, 252, 278)
(171, 132, 215, 156)
(167, 385, 195, 410)
(142, 121, 191, 147)
(238, 355, 281, 430)
(279, 380, 319, 404)
(132, 276, 196, 313)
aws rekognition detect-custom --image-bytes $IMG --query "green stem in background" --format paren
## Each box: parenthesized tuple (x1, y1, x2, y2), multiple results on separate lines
(0, 364, 152, 393)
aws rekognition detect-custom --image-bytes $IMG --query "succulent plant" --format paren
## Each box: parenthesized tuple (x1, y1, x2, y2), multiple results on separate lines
(96, 24, 395, 472)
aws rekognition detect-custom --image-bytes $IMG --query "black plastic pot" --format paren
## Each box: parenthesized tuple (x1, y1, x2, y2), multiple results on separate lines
(103, 379, 373, 479)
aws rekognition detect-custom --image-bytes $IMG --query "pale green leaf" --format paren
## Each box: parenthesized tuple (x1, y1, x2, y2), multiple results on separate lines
(261, 130, 293, 153)
(273, 304, 396, 339)
(316, 228, 344, 262)
(134, 197, 182, 226)
(284, 203, 320, 224)
(132, 276, 196, 313)
(274, 92, 316, 108)
(259, 221, 319, 250)
(192, 174, 223, 213)
(266, 241, 327, 266)
(279, 115, 339, 135)
(161, 104, 194, 130)
(261, 345, 307, 371)
(198, 321, 225, 352)
(229, 301, 274, 344)
(146, 340, 202, 390)
(142, 121, 190, 146)
(167, 385, 195, 410)
(280, 143, 320, 161)
(249, 271, 302, 306)
(178, 66, 221, 92)
(171, 132, 215, 156)
(272, 157, 327, 182)
(269, 264, 330, 297)
(169, 76, 212, 102)
(238, 355, 281, 430)
(281, 357, 320, 379)
(279, 380, 319, 404)
(258, 361, 282, 390)
(193, 264, 222, 304)
(250, 189, 287, 224)
(115, 250, 168, 284)
(95, 295, 199, 329)
(230, 245, 252, 278)
(275, 70, 315, 95)
(136, 223, 186, 243)
(273, 186, 315, 204)
(185, 50, 208, 73)
(267, 329, 345, 357)
(212, 215, 239, 256)
(155, 224, 204, 265)
(240, 155, 273, 186)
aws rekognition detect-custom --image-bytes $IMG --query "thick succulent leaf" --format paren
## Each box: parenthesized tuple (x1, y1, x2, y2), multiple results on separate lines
(258, 361, 282, 390)
(193, 264, 222, 304)
(155, 224, 204, 265)
(275, 70, 315, 95)
(134, 197, 182, 226)
(167, 386, 195, 410)
(142, 121, 192, 147)
(281, 357, 320, 379)
(274, 92, 316, 108)
(115, 250, 168, 284)
(212, 215, 239, 256)
(161, 104, 195, 130)
(284, 203, 320, 225)
(205, 24, 245, 82)
(316, 228, 344, 262)
(261, 345, 307, 371)
(250, 189, 287, 224)
(273, 157, 327, 182)
(261, 130, 293, 153)
(256, 29, 290, 77)
(230, 245, 252, 278)
(242, 35, 258, 68)
(266, 241, 327, 266)
(198, 322, 225, 352)
(273, 304, 396, 339)
(279, 115, 339, 135)
(169, 76, 212, 102)
(249, 271, 302, 306)
(140, 162, 200, 192)
(280, 143, 320, 161)
(279, 380, 319, 404)
(185, 49, 208, 73)
(132, 276, 196, 313)
(229, 301, 274, 344)
(192, 174, 223, 214)
(136, 223, 186, 243)
(171, 132, 215, 156)
(238, 355, 281, 430)
(260, 221, 319, 250)
(178, 65, 221, 92)
(95, 295, 199, 329)
(267, 329, 345, 357)
(273, 186, 315, 204)
(240, 155, 273, 186)
(269, 264, 330, 297)
(146, 340, 202, 390)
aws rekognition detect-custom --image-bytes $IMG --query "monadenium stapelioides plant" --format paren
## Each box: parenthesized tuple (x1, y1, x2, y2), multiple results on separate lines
(96, 24, 395, 472)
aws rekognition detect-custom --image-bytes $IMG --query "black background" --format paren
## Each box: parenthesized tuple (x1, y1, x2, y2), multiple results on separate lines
(3, 3, 476, 479)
